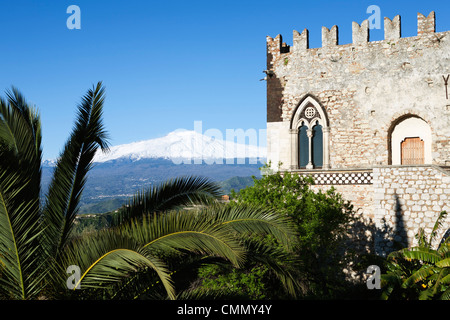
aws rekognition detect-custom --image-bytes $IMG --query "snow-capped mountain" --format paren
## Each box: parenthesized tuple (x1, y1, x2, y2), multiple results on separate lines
(41, 129, 267, 210)
(92, 129, 267, 163)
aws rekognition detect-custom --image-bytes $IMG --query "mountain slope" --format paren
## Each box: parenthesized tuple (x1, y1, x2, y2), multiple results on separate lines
(42, 130, 267, 208)
(93, 129, 266, 163)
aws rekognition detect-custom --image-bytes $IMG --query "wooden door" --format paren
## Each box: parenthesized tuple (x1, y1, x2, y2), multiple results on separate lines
(401, 137, 424, 165)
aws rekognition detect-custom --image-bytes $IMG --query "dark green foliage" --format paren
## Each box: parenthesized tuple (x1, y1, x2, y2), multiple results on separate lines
(61, 202, 300, 300)
(0, 83, 109, 299)
(219, 176, 256, 196)
(192, 232, 302, 299)
(43, 82, 110, 260)
(198, 264, 269, 299)
(198, 164, 359, 299)
(113, 175, 223, 226)
(381, 211, 450, 300)
(0, 88, 45, 299)
(71, 212, 115, 236)
(77, 198, 127, 215)
(231, 167, 354, 254)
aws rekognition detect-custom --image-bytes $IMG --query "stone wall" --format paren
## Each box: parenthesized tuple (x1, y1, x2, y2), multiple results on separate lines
(266, 11, 450, 172)
(293, 166, 450, 257)
(373, 165, 450, 256)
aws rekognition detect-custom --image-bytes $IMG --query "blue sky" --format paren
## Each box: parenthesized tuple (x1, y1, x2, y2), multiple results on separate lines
(0, 0, 449, 160)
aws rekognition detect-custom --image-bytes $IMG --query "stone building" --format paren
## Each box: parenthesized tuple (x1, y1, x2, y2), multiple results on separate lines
(265, 11, 450, 255)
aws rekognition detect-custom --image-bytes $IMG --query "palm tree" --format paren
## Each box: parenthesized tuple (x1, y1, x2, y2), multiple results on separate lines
(61, 202, 299, 299)
(381, 211, 450, 300)
(0, 82, 110, 299)
(0, 86, 44, 299)
(0, 83, 300, 300)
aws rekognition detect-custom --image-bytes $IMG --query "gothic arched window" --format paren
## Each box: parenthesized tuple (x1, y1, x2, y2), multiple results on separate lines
(298, 123, 309, 168)
(312, 121, 323, 168)
(290, 96, 330, 170)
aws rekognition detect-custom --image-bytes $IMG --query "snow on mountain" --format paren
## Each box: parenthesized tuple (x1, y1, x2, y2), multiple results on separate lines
(42, 159, 58, 167)
(92, 129, 267, 164)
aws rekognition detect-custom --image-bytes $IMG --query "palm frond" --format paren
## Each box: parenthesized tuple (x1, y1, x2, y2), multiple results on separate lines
(402, 265, 436, 288)
(440, 287, 450, 300)
(130, 211, 246, 268)
(114, 176, 222, 226)
(42, 82, 109, 259)
(124, 204, 299, 275)
(398, 247, 442, 264)
(436, 257, 450, 268)
(0, 89, 43, 300)
(0, 88, 42, 166)
(415, 228, 428, 248)
(239, 237, 303, 297)
(62, 228, 175, 299)
(176, 286, 247, 300)
(431, 268, 450, 297)
(0, 150, 43, 299)
(380, 273, 402, 300)
(429, 211, 448, 247)
(201, 203, 299, 249)
(0, 88, 42, 210)
(110, 265, 176, 300)
(418, 287, 435, 300)
(438, 243, 450, 257)
(442, 270, 450, 282)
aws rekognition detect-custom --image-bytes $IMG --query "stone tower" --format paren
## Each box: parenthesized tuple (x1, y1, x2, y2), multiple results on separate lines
(265, 12, 450, 255)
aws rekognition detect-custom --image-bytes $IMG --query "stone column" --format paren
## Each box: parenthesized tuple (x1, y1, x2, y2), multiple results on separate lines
(306, 128, 314, 169)
(323, 127, 330, 169)
(290, 129, 298, 170)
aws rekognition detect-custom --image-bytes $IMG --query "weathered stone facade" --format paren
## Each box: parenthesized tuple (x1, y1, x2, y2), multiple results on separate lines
(266, 11, 450, 255)
(373, 165, 450, 255)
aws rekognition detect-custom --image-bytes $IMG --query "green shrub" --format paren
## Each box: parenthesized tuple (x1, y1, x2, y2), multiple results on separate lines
(197, 164, 358, 299)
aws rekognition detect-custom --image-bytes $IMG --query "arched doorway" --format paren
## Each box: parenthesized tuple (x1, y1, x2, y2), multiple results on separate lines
(388, 115, 432, 165)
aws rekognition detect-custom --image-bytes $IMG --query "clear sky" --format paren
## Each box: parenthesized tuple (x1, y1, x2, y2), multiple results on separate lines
(0, 0, 449, 160)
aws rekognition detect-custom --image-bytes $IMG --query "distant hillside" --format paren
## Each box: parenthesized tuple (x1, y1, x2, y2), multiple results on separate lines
(75, 175, 258, 214)
(219, 176, 257, 195)
(77, 198, 127, 215)
(43, 157, 264, 208)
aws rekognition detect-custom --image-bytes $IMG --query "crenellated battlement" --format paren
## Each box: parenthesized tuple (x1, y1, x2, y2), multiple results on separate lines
(418, 11, 435, 35)
(266, 11, 440, 60)
(322, 25, 339, 47)
(352, 20, 370, 45)
(384, 15, 401, 40)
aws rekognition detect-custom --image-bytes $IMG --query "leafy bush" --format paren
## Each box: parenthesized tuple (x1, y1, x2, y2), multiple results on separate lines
(196, 164, 358, 299)
(381, 211, 450, 300)
(198, 264, 269, 299)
